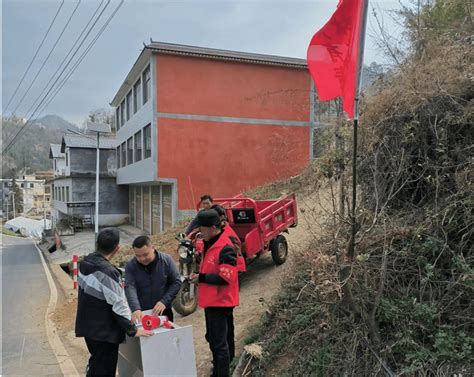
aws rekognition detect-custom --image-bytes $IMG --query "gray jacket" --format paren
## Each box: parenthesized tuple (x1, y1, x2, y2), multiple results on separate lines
(125, 251, 181, 312)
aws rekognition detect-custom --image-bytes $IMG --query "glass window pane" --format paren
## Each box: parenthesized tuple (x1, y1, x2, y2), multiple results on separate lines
(126, 90, 132, 121)
(134, 130, 142, 162)
(144, 124, 151, 159)
(121, 142, 126, 167)
(143, 66, 150, 104)
(127, 137, 133, 165)
(133, 78, 141, 113)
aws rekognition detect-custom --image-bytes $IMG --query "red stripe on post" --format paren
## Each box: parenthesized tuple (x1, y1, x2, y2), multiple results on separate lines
(73, 255, 78, 290)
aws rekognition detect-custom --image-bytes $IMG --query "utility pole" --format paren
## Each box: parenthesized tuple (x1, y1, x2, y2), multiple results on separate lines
(6, 193, 9, 221)
(43, 181, 47, 230)
(12, 191, 16, 218)
(86, 122, 111, 244)
(95, 130, 100, 238)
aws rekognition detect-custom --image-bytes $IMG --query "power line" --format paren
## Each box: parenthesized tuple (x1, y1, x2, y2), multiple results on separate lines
(39, 0, 125, 115)
(27, 0, 108, 117)
(10, 0, 82, 117)
(3, 0, 65, 115)
(3, 0, 124, 155)
(2, 0, 110, 152)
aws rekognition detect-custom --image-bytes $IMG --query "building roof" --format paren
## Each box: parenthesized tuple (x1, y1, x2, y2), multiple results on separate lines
(111, 41, 307, 106)
(49, 144, 65, 159)
(61, 134, 116, 152)
(147, 41, 307, 68)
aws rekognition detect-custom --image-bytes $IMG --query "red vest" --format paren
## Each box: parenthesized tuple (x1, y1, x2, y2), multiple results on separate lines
(223, 225, 246, 272)
(198, 232, 239, 308)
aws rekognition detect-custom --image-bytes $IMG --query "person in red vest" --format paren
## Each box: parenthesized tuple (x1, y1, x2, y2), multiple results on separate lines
(191, 209, 239, 377)
(211, 204, 246, 272)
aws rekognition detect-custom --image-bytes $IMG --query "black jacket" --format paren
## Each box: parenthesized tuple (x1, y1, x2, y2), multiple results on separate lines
(75, 251, 137, 344)
(185, 216, 199, 235)
(125, 250, 182, 313)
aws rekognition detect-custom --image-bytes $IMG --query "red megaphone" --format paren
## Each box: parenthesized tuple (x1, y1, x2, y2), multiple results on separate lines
(141, 315, 173, 330)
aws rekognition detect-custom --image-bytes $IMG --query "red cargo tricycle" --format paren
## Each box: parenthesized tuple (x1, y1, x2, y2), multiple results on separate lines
(173, 193, 298, 316)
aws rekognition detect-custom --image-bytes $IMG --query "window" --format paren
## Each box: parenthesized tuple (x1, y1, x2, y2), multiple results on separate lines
(121, 142, 126, 167)
(61, 187, 65, 201)
(143, 65, 151, 104)
(134, 130, 142, 162)
(144, 124, 151, 159)
(126, 90, 132, 121)
(4, 182, 7, 187)
(66, 187, 70, 202)
(127, 137, 133, 165)
(29, 183, 34, 188)
(116, 146, 120, 168)
(66, 151, 68, 166)
(116, 107, 121, 130)
(120, 100, 125, 126)
(133, 78, 141, 113)
(20, 183, 24, 188)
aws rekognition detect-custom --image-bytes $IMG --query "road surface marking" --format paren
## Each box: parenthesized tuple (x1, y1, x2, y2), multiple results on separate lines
(34, 240, 80, 376)
(19, 335, 26, 367)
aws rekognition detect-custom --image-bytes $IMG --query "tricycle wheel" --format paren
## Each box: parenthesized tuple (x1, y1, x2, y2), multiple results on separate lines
(270, 235, 288, 265)
(172, 280, 198, 316)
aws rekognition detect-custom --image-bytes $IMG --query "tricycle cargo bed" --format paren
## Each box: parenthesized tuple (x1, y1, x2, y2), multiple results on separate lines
(212, 193, 297, 258)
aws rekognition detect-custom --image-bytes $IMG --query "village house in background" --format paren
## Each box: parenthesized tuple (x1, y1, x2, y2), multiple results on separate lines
(1, 171, 53, 221)
(111, 41, 316, 235)
(49, 134, 128, 231)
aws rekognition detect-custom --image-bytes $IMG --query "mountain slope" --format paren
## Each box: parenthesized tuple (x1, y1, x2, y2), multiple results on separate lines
(1, 114, 79, 176)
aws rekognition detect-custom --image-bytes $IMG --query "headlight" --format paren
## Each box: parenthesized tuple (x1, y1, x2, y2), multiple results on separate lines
(178, 246, 189, 258)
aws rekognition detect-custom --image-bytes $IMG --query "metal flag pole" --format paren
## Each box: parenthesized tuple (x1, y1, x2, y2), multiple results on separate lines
(348, 0, 369, 260)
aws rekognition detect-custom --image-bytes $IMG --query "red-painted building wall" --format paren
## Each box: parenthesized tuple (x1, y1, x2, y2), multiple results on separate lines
(155, 54, 311, 211)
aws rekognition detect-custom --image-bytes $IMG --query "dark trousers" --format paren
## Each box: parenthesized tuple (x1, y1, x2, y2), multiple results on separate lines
(204, 307, 235, 377)
(84, 337, 119, 377)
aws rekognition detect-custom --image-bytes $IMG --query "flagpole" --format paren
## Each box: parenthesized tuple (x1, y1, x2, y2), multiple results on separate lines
(348, 0, 369, 260)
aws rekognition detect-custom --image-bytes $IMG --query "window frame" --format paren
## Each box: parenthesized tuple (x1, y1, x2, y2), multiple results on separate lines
(134, 130, 142, 163)
(127, 137, 133, 166)
(142, 65, 151, 104)
(144, 124, 151, 159)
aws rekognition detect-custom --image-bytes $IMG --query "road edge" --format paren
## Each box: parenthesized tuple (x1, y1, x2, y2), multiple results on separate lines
(33, 240, 80, 376)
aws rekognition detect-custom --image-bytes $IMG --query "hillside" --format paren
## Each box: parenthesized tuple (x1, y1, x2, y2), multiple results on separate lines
(1, 114, 79, 176)
(238, 1, 473, 376)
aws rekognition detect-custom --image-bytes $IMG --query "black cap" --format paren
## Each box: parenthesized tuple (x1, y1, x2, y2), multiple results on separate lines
(197, 209, 221, 227)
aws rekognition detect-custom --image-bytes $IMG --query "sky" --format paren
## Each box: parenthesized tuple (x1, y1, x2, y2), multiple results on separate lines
(1, 0, 405, 126)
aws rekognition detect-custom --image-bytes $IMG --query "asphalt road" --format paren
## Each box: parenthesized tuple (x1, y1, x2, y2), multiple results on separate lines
(1, 235, 63, 376)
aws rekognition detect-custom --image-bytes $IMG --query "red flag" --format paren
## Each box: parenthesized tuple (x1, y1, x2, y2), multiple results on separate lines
(307, 0, 366, 118)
